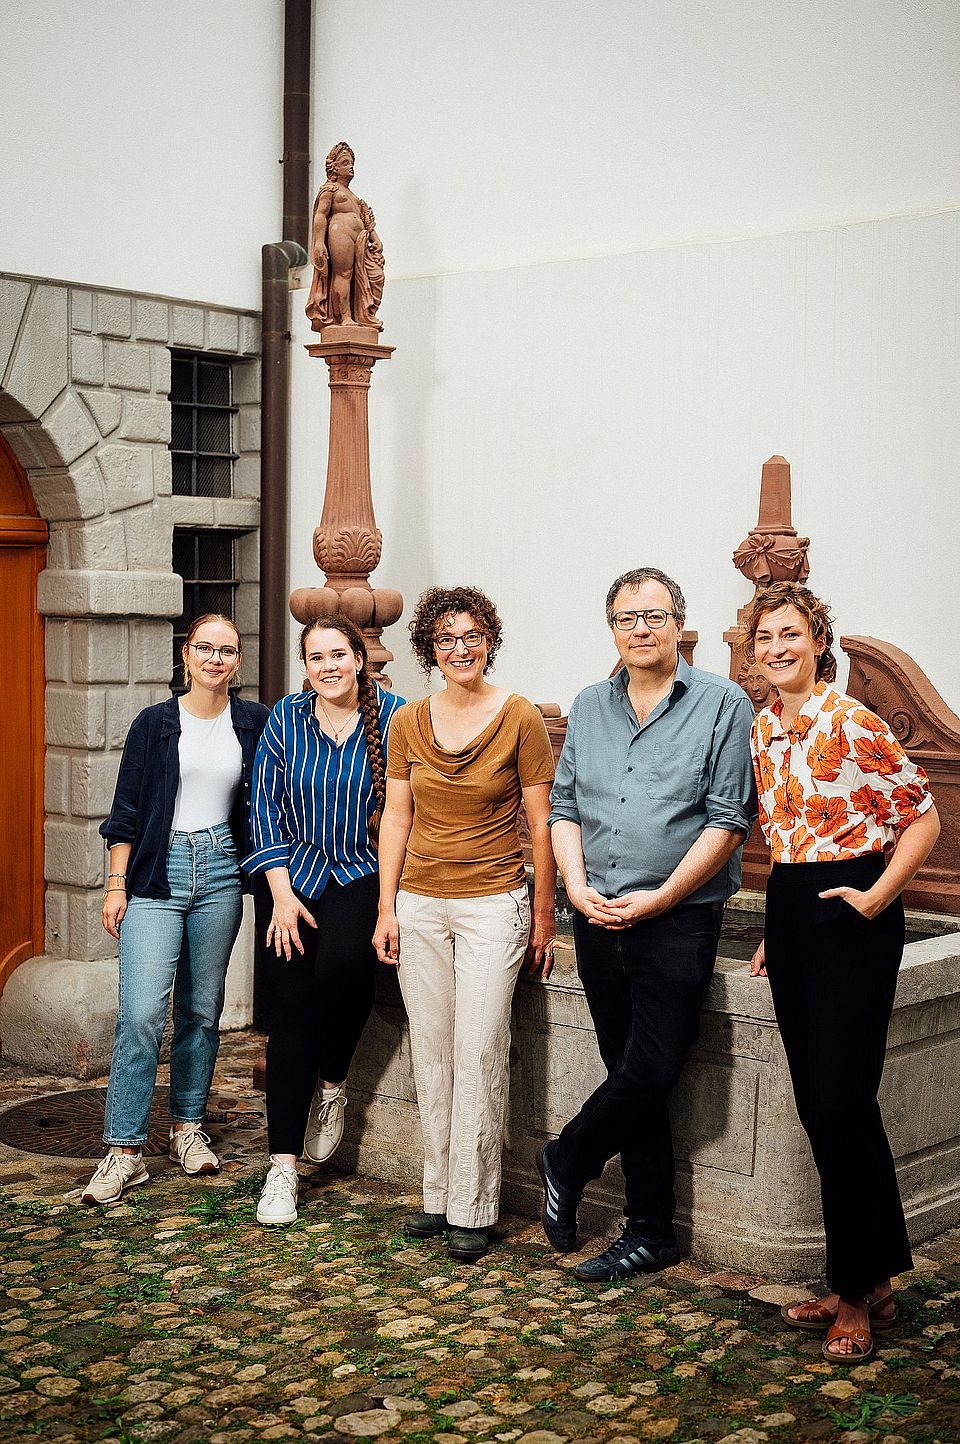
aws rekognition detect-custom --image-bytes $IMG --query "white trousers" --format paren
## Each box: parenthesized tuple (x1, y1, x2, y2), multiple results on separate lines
(396, 885, 531, 1228)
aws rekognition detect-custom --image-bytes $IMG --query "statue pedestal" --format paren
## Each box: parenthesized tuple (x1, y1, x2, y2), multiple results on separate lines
(290, 334, 402, 680)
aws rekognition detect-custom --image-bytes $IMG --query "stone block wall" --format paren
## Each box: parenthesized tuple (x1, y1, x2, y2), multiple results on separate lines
(0, 273, 262, 1073)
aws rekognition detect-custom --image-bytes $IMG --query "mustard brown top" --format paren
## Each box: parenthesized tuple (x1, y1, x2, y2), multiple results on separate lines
(387, 693, 555, 897)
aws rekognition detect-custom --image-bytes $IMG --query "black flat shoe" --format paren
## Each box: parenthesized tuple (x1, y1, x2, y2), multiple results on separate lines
(573, 1226, 681, 1282)
(447, 1226, 490, 1262)
(404, 1211, 449, 1239)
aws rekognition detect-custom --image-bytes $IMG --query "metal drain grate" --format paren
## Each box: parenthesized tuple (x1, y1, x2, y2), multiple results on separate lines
(0, 1088, 177, 1159)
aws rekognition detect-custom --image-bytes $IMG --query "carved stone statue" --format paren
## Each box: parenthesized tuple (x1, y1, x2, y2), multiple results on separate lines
(305, 142, 385, 333)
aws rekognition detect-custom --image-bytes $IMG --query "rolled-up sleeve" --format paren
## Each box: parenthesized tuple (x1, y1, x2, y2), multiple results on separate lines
(704, 691, 758, 835)
(548, 696, 581, 827)
(242, 713, 291, 876)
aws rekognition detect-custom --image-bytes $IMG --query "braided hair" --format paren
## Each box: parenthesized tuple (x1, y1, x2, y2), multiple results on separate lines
(298, 614, 387, 838)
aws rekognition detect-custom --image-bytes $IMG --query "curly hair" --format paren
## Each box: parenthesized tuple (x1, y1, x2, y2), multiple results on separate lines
(324, 141, 354, 179)
(407, 585, 503, 678)
(298, 615, 387, 832)
(738, 582, 838, 684)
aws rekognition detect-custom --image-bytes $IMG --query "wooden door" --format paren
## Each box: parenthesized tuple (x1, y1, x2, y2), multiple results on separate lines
(0, 434, 47, 991)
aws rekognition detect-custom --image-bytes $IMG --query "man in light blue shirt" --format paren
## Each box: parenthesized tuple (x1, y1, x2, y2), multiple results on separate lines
(538, 567, 756, 1281)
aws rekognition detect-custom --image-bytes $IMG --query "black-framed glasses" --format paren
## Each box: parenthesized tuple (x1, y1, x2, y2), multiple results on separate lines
(188, 642, 240, 661)
(611, 609, 676, 631)
(434, 630, 486, 652)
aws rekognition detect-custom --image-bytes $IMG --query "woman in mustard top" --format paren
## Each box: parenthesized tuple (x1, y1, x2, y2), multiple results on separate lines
(374, 586, 556, 1262)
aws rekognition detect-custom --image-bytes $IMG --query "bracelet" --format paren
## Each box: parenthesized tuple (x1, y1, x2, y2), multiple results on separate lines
(103, 887, 127, 895)
(107, 873, 127, 882)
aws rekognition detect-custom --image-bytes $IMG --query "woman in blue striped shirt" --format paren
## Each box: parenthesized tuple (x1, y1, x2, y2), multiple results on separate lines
(243, 615, 404, 1224)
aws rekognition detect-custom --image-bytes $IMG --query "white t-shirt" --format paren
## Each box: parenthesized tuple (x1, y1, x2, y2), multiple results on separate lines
(171, 700, 243, 834)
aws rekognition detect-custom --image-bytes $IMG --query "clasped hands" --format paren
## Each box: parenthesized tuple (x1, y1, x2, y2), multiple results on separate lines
(567, 884, 667, 931)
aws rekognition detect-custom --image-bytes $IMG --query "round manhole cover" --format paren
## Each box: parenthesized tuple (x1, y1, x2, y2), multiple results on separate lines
(0, 1087, 178, 1158)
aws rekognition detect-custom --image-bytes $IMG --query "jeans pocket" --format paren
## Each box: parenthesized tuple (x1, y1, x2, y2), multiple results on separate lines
(670, 903, 723, 940)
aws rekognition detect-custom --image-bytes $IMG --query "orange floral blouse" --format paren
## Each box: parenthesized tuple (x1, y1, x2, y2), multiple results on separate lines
(750, 681, 932, 863)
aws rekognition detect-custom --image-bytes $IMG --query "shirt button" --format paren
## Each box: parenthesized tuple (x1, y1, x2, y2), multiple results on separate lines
(611, 862, 617, 869)
(620, 797, 626, 803)
(627, 766, 633, 772)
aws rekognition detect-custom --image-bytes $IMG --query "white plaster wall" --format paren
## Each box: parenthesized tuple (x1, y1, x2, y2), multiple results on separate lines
(290, 0, 960, 712)
(315, 0, 960, 275)
(1, 0, 282, 308)
(290, 208, 960, 711)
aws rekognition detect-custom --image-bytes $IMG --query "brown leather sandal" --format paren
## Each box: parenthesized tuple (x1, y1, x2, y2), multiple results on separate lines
(822, 1319, 874, 1363)
(781, 1292, 897, 1333)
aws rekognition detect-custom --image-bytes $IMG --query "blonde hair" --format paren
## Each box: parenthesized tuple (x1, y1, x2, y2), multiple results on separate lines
(181, 614, 241, 688)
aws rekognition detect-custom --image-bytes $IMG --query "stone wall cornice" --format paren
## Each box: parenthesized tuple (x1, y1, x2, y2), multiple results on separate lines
(37, 569, 181, 619)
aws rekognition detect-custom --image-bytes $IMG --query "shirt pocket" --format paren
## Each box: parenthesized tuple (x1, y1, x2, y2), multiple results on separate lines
(647, 743, 704, 804)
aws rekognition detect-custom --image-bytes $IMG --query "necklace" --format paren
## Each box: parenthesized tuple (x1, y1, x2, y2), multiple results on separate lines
(316, 696, 359, 743)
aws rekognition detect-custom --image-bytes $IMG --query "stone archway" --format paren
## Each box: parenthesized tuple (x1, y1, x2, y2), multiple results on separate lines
(0, 276, 180, 1076)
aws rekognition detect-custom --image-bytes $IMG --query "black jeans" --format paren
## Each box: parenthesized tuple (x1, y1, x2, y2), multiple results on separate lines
(765, 853, 912, 1298)
(264, 872, 379, 1156)
(552, 901, 723, 1241)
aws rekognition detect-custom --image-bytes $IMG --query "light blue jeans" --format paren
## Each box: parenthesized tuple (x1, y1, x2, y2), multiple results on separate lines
(103, 823, 243, 1146)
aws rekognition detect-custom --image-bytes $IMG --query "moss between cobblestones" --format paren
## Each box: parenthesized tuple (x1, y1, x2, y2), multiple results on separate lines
(1, 1037, 958, 1442)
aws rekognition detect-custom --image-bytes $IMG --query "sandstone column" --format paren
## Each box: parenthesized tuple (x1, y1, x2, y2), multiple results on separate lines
(724, 455, 810, 891)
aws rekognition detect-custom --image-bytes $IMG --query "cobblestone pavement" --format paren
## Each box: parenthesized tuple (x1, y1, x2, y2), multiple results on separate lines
(0, 1032, 957, 1443)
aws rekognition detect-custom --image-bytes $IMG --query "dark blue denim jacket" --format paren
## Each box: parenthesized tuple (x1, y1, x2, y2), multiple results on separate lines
(99, 694, 269, 899)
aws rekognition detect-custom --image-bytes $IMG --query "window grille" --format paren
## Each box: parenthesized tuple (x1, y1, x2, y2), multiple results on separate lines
(169, 351, 238, 497)
(171, 529, 240, 689)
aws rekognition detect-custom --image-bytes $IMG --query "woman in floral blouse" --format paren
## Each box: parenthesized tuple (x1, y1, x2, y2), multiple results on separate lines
(741, 582, 940, 1365)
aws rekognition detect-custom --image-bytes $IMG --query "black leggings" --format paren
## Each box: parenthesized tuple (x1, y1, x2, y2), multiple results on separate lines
(264, 872, 379, 1156)
(765, 853, 912, 1298)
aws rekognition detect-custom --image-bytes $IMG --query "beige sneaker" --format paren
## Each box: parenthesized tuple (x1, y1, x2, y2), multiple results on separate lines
(169, 1124, 220, 1176)
(302, 1085, 347, 1164)
(81, 1149, 149, 1205)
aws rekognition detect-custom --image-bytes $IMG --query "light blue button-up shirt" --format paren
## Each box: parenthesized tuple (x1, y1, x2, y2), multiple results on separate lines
(548, 657, 757, 905)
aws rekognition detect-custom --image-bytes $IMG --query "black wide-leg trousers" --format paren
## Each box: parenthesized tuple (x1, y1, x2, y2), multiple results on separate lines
(264, 872, 379, 1156)
(765, 853, 913, 1298)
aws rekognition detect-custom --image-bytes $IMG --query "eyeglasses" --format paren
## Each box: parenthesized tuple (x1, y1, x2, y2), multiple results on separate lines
(434, 630, 486, 652)
(611, 610, 677, 631)
(188, 642, 240, 662)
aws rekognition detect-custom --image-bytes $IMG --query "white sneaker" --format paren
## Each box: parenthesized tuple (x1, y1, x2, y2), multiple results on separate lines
(256, 1157, 299, 1225)
(169, 1124, 220, 1176)
(302, 1085, 347, 1164)
(81, 1149, 149, 1205)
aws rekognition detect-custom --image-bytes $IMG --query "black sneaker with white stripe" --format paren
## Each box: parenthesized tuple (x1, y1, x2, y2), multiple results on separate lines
(536, 1141, 582, 1253)
(573, 1224, 681, 1282)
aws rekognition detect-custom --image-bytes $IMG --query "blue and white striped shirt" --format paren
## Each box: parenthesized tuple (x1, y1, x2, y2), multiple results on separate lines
(242, 685, 405, 898)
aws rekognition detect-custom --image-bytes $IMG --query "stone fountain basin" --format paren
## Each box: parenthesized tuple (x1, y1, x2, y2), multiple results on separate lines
(342, 889, 960, 1279)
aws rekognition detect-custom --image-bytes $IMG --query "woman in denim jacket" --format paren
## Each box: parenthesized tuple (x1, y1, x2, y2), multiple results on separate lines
(82, 614, 268, 1205)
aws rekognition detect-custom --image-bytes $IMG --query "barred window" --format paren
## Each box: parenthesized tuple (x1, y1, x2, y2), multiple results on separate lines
(171, 529, 239, 689)
(169, 351, 237, 497)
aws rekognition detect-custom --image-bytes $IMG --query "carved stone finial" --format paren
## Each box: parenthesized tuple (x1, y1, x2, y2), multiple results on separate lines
(305, 143, 385, 335)
(732, 455, 810, 588)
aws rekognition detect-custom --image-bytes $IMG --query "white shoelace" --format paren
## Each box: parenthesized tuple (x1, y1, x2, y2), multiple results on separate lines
(261, 1163, 297, 1204)
(315, 1094, 345, 1127)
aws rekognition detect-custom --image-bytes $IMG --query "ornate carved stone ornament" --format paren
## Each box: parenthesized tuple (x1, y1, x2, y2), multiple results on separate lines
(841, 635, 960, 914)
